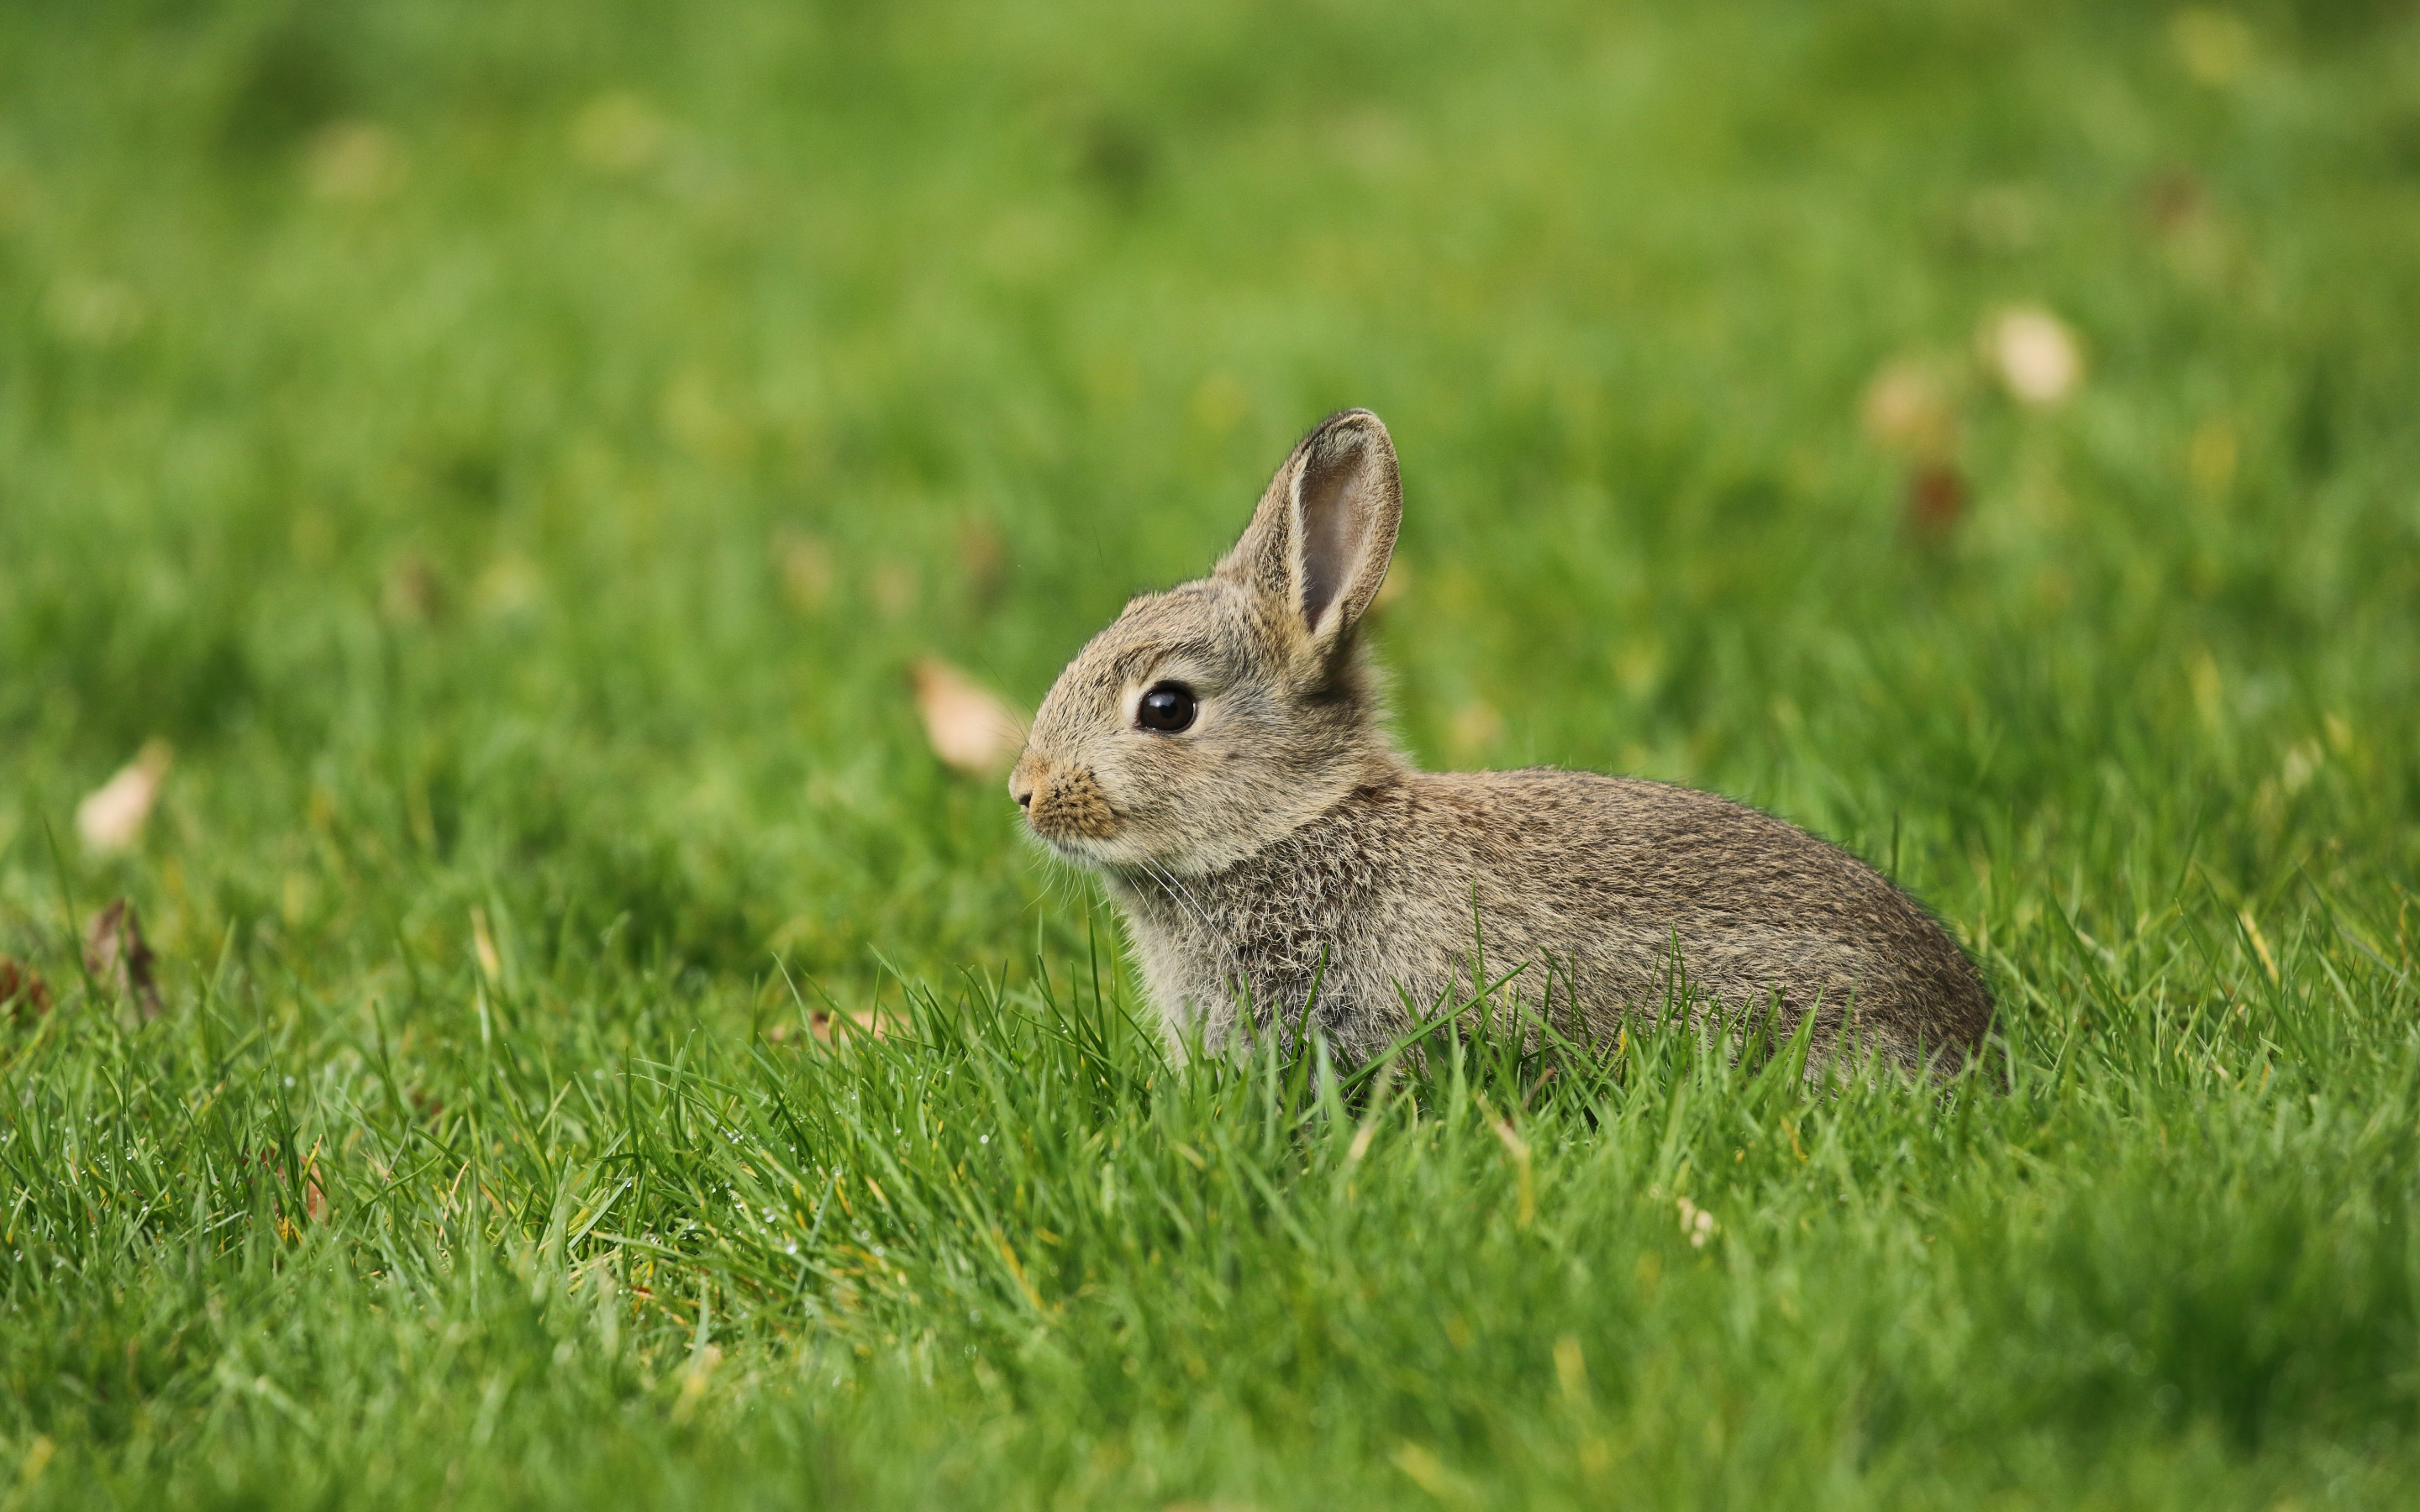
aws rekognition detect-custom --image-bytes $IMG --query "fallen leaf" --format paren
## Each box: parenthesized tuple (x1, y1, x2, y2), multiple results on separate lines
(0, 958, 53, 1025)
(76, 739, 171, 853)
(1906, 461, 1968, 538)
(808, 1008, 892, 1044)
(84, 897, 161, 1020)
(911, 658, 1025, 778)
(1859, 358, 1959, 456)
(1981, 306, 2083, 407)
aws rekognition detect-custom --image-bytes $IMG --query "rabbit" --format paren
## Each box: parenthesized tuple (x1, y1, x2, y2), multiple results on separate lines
(1008, 409, 1995, 1077)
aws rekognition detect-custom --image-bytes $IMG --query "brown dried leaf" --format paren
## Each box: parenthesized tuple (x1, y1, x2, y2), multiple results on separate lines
(1906, 461, 1968, 538)
(84, 898, 161, 1020)
(911, 658, 1025, 778)
(0, 957, 54, 1025)
(807, 1009, 892, 1044)
(76, 740, 171, 854)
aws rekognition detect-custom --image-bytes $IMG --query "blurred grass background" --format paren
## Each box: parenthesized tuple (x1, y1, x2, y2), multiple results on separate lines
(3, 0, 2418, 1506)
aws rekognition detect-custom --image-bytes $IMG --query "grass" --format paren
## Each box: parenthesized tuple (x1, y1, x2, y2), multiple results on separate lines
(3, 0, 2419, 1504)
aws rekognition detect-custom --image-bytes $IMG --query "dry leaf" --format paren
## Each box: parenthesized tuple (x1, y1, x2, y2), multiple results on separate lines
(911, 658, 1025, 778)
(256, 1145, 329, 1237)
(76, 740, 171, 853)
(1906, 460, 1968, 538)
(84, 897, 161, 1020)
(808, 1009, 892, 1043)
(1982, 307, 2082, 407)
(1859, 358, 1959, 457)
(1, 958, 53, 1025)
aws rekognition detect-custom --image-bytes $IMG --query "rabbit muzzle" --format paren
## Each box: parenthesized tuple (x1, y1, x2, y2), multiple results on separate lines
(1010, 754, 1119, 847)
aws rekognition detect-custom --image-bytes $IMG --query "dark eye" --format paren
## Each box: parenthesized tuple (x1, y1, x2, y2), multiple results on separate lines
(1136, 683, 1197, 733)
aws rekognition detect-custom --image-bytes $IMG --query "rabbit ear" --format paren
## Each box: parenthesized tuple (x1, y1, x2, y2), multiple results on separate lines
(1218, 409, 1402, 654)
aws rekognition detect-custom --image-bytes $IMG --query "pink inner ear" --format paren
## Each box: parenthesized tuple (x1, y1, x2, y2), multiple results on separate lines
(1295, 447, 1367, 633)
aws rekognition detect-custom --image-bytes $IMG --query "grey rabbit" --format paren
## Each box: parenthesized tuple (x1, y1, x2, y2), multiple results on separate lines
(1009, 409, 1994, 1075)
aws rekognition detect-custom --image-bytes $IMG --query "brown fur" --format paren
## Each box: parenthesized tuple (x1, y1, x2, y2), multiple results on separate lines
(1011, 410, 1994, 1076)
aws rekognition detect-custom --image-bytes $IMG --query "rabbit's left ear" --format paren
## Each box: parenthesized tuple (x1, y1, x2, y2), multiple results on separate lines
(1219, 409, 1402, 655)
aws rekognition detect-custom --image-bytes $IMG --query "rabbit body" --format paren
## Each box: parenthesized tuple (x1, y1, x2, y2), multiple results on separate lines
(1106, 766, 1991, 1070)
(1012, 411, 1993, 1074)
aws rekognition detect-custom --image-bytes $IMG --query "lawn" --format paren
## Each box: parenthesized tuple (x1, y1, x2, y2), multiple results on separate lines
(3, 0, 2419, 1505)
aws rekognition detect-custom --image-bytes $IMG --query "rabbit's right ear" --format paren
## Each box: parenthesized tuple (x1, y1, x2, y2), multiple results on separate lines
(1218, 409, 1402, 659)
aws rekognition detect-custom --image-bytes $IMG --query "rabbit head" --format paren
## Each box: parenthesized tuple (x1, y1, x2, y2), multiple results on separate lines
(1011, 409, 1405, 875)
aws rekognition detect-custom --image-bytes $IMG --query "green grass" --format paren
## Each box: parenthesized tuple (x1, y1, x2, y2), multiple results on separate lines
(4, 0, 2420, 1504)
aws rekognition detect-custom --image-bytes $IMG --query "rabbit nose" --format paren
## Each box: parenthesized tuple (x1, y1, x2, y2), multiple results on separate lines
(1007, 755, 1043, 811)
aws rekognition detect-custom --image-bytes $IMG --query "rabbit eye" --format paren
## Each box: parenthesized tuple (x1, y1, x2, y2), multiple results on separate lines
(1136, 683, 1197, 733)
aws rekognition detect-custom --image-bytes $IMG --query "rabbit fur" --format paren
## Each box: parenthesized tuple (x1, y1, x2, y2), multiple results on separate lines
(1009, 409, 1994, 1075)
